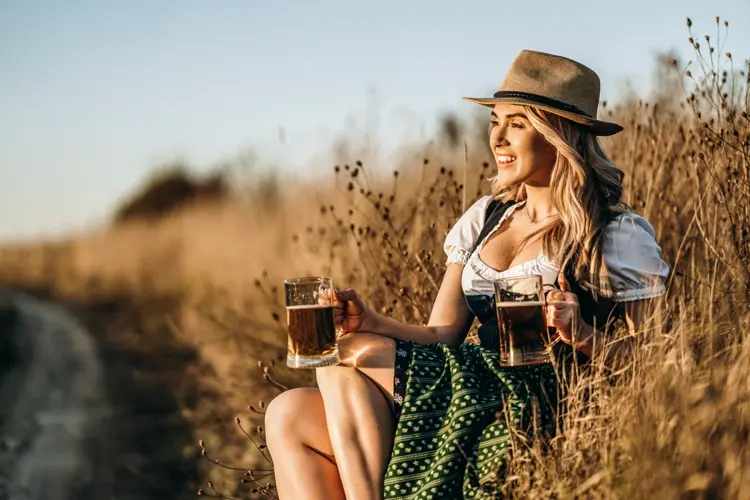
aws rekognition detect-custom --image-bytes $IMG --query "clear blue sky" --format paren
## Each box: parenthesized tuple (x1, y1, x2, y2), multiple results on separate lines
(1, 1, 748, 241)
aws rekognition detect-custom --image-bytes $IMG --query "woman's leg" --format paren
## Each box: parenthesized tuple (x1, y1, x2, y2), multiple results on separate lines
(265, 387, 346, 500)
(316, 332, 397, 500)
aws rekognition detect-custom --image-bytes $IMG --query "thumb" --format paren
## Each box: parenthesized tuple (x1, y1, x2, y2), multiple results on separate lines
(558, 272, 572, 293)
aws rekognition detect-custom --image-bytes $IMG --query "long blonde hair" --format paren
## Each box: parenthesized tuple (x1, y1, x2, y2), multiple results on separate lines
(490, 106, 628, 291)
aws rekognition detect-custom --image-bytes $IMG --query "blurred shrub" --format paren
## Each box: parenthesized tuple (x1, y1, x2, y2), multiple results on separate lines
(113, 163, 229, 224)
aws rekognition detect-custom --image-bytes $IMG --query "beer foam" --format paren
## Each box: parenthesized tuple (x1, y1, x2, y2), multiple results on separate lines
(495, 300, 545, 307)
(286, 304, 333, 310)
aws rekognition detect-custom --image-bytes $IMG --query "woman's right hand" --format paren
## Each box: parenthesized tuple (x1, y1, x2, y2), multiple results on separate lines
(332, 288, 371, 336)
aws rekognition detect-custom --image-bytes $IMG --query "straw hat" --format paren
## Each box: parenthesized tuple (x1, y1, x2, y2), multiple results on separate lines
(463, 50, 623, 136)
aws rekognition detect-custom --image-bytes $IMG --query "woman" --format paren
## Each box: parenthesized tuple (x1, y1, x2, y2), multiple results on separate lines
(265, 50, 669, 499)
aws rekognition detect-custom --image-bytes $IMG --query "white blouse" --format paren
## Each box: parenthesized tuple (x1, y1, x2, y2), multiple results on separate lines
(444, 196, 670, 302)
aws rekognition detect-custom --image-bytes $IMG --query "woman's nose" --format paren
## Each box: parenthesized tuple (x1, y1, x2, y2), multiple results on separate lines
(490, 123, 508, 144)
(491, 130, 509, 148)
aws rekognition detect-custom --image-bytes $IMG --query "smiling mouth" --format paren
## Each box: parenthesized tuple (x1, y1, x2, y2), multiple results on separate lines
(496, 155, 517, 166)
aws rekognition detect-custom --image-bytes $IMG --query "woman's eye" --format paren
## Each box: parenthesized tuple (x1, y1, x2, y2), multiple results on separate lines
(510, 121, 525, 129)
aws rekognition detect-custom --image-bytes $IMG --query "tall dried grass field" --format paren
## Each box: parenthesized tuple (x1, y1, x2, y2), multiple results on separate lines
(0, 18, 748, 499)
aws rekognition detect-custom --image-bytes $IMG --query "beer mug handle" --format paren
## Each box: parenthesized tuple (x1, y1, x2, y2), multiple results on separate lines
(542, 287, 561, 351)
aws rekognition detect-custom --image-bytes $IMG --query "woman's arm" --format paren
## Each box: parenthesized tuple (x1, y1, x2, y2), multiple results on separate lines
(358, 265, 475, 348)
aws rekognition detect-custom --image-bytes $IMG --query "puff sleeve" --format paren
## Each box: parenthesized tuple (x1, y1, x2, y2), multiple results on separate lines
(443, 195, 494, 265)
(600, 213, 670, 302)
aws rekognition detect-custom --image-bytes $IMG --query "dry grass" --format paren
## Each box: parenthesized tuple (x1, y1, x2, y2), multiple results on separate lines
(0, 16, 748, 500)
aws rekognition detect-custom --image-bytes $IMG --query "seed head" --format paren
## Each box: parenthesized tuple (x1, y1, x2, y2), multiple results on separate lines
(686, 17, 692, 28)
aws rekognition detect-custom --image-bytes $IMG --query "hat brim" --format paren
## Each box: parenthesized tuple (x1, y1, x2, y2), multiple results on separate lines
(462, 96, 623, 136)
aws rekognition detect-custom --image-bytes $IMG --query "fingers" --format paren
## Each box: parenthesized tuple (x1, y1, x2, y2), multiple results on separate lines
(334, 309, 346, 326)
(318, 289, 332, 307)
(546, 301, 578, 328)
(333, 288, 358, 302)
(546, 300, 578, 313)
(331, 288, 359, 333)
(546, 290, 577, 303)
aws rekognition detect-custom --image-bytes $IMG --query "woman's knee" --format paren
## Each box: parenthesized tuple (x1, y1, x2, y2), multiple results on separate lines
(265, 388, 317, 446)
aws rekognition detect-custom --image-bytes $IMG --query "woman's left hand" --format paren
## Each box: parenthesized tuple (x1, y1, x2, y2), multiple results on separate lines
(546, 273, 591, 347)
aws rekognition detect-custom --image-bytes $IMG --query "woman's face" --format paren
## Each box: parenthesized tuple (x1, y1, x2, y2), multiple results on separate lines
(489, 103, 558, 188)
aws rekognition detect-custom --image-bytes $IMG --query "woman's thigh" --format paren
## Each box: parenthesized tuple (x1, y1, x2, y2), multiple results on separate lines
(335, 332, 397, 410)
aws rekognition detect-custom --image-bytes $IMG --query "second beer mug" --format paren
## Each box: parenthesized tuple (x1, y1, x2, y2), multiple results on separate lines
(494, 274, 558, 366)
(285, 276, 340, 369)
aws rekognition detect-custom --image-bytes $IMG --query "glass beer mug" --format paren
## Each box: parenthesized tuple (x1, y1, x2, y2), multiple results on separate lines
(494, 274, 558, 366)
(284, 276, 341, 369)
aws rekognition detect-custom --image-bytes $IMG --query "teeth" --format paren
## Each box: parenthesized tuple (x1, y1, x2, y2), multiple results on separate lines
(497, 155, 516, 163)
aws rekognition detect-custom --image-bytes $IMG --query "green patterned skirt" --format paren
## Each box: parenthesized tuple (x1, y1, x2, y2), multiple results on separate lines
(385, 340, 560, 499)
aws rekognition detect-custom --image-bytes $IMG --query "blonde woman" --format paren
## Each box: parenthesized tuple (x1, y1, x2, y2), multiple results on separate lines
(265, 50, 669, 499)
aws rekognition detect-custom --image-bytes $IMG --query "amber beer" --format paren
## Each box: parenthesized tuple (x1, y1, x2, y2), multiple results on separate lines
(286, 305, 337, 356)
(496, 301, 554, 366)
(285, 277, 340, 368)
(494, 274, 556, 366)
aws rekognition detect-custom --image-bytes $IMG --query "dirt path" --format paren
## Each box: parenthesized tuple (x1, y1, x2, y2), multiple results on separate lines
(0, 292, 110, 500)
(0, 288, 211, 500)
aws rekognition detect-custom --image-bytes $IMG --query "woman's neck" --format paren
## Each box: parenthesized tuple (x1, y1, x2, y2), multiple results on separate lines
(523, 185, 557, 221)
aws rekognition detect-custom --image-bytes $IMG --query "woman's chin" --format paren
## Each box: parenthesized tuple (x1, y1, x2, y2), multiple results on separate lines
(493, 172, 522, 187)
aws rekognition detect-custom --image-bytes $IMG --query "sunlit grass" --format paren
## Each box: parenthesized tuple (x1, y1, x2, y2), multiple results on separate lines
(0, 16, 747, 500)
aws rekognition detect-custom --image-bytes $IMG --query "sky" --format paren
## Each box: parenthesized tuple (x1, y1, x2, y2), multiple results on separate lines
(1, 0, 749, 242)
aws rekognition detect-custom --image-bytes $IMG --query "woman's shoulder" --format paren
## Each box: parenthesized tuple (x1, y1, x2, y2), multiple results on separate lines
(599, 210, 669, 302)
(442, 195, 495, 265)
(603, 210, 659, 241)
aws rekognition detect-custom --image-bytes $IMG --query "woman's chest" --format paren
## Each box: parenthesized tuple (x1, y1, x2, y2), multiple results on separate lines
(478, 222, 546, 272)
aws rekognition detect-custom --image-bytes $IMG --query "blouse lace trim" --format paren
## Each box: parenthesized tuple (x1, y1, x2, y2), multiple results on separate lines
(446, 246, 472, 265)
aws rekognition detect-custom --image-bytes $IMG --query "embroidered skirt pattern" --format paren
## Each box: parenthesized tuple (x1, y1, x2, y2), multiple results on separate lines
(386, 340, 559, 499)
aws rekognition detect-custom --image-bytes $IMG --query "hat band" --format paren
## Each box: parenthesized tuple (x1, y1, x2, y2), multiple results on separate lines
(493, 91, 593, 118)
